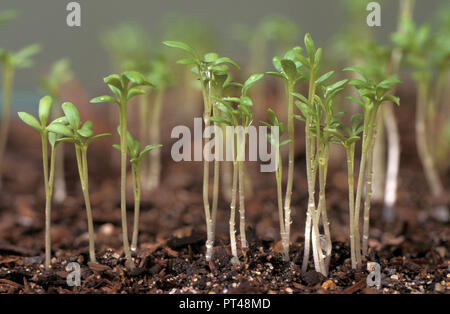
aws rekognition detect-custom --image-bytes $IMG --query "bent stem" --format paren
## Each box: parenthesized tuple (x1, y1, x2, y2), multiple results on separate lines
(0, 64, 14, 189)
(75, 146, 97, 263)
(131, 163, 141, 251)
(276, 151, 289, 261)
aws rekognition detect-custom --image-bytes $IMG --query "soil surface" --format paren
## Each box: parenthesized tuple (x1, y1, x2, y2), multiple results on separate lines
(0, 86, 449, 294)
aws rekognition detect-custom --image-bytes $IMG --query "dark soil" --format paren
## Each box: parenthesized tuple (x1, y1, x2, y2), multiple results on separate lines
(0, 86, 448, 294)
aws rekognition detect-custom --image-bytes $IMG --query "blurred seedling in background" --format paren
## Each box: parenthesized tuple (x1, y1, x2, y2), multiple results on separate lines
(142, 54, 174, 191)
(392, 17, 449, 218)
(113, 128, 162, 251)
(46, 102, 110, 263)
(18, 95, 63, 269)
(260, 109, 291, 261)
(211, 73, 263, 263)
(233, 16, 299, 118)
(0, 44, 41, 190)
(91, 71, 153, 269)
(0, 9, 18, 26)
(161, 14, 217, 114)
(164, 40, 240, 261)
(40, 58, 74, 203)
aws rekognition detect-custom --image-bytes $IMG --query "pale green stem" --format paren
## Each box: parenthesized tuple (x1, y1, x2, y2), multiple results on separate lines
(51, 98, 66, 203)
(302, 69, 318, 273)
(283, 83, 294, 262)
(238, 134, 247, 251)
(230, 160, 239, 263)
(131, 163, 141, 251)
(201, 77, 214, 261)
(362, 112, 379, 255)
(41, 132, 51, 269)
(75, 146, 96, 263)
(119, 97, 134, 269)
(346, 144, 357, 269)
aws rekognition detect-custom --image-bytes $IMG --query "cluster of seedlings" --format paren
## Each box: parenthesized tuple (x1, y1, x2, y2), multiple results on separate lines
(1, 1, 448, 279)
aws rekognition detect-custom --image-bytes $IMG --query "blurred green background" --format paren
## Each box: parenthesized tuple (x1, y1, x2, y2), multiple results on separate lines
(0, 0, 447, 105)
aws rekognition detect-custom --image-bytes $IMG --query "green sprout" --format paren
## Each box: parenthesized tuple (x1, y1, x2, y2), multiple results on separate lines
(40, 58, 74, 203)
(113, 128, 162, 251)
(46, 102, 110, 263)
(18, 95, 60, 269)
(331, 114, 363, 269)
(0, 44, 41, 189)
(266, 45, 306, 262)
(260, 109, 291, 261)
(211, 74, 263, 264)
(293, 72, 348, 276)
(345, 67, 400, 264)
(163, 40, 240, 261)
(91, 71, 153, 269)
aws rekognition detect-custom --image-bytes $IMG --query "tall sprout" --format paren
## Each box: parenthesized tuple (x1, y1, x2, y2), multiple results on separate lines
(18, 95, 62, 269)
(163, 41, 240, 261)
(113, 128, 162, 251)
(392, 18, 449, 207)
(266, 46, 305, 261)
(47, 102, 110, 262)
(0, 44, 40, 189)
(294, 74, 348, 276)
(40, 58, 74, 203)
(211, 74, 263, 263)
(91, 71, 153, 269)
(260, 109, 291, 261)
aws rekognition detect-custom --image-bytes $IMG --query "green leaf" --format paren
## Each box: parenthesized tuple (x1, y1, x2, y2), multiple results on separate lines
(315, 71, 333, 85)
(210, 116, 230, 125)
(61, 102, 81, 129)
(266, 71, 285, 80)
(279, 139, 291, 147)
(87, 133, 111, 145)
(304, 33, 316, 60)
(18, 112, 41, 132)
(343, 67, 368, 80)
(163, 41, 200, 60)
(122, 71, 145, 85)
(214, 57, 240, 70)
(139, 144, 163, 159)
(346, 96, 365, 107)
(128, 88, 146, 100)
(242, 74, 264, 96)
(177, 58, 198, 65)
(90, 95, 118, 104)
(112, 144, 121, 151)
(351, 114, 363, 131)
(204, 52, 218, 62)
(48, 132, 59, 148)
(281, 59, 297, 81)
(104, 74, 122, 89)
(77, 121, 93, 138)
(38, 95, 53, 126)
(47, 123, 73, 137)
(382, 95, 400, 106)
